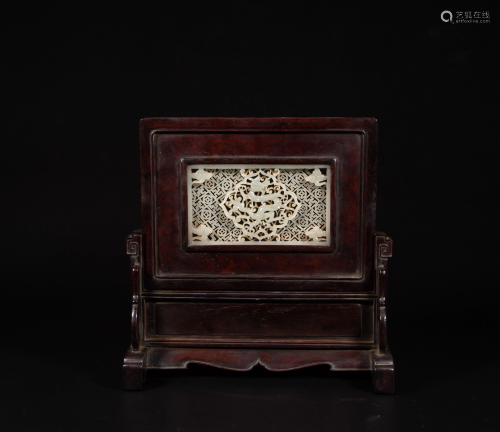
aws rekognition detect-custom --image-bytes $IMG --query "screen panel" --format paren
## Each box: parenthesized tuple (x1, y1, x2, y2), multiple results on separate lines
(150, 132, 364, 281)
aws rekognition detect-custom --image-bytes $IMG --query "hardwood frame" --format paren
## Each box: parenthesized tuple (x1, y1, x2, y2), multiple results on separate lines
(123, 118, 394, 393)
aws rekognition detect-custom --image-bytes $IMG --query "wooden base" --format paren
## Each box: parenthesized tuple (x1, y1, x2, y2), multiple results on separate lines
(123, 347, 394, 393)
(123, 347, 147, 391)
(371, 348, 395, 394)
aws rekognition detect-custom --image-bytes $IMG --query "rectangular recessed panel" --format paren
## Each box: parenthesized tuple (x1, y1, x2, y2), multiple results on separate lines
(153, 132, 365, 280)
(188, 165, 331, 245)
(155, 303, 362, 337)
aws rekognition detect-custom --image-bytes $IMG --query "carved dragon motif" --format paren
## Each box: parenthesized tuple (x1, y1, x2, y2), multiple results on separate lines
(220, 169, 301, 242)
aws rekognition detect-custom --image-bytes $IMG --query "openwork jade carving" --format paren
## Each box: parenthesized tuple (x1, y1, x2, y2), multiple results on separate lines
(189, 165, 331, 245)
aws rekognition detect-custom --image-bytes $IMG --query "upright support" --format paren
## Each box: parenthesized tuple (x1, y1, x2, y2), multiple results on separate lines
(372, 233, 394, 393)
(123, 347, 147, 391)
(123, 231, 147, 390)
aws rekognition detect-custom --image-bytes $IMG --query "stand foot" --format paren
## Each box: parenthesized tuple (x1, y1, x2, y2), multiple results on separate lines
(372, 349, 394, 394)
(123, 347, 147, 390)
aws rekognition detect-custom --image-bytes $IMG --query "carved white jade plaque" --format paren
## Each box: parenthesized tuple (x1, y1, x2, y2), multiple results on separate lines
(188, 165, 332, 245)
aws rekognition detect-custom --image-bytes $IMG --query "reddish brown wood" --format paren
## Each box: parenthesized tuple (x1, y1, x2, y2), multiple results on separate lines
(152, 132, 362, 283)
(123, 347, 147, 391)
(139, 118, 377, 291)
(126, 232, 143, 351)
(144, 299, 375, 347)
(154, 302, 362, 337)
(147, 348, 372, 371)
(375, 233, 393, 354)
(372, 349, 395, 394)
(123, 118, 394, 393)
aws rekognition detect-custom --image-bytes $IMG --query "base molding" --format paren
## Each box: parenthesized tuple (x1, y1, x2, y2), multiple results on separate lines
(123, 346, 395, 393)
(147, 347, 373, 372)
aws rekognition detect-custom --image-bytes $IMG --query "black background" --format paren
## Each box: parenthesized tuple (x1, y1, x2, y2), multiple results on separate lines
(1, 2, 499, 431)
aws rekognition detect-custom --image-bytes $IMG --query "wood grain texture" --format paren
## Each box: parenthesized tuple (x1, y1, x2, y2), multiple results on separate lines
(126, 231, 143, 351)
(144, 299, 374, 347)
(123, 118, 394, 393)
(375, 233, 393, 354)
(372, 348, 395, 394)
(123, 347, 147, 391)
(155, 132, 361, 280)
(154, 302, 362, 337)
(147, 348, 372, 371)
(139, 117, 378, 292)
